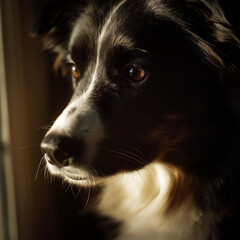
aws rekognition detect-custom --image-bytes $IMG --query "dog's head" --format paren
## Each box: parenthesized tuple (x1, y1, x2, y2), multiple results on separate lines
(34, 0, 240, 186)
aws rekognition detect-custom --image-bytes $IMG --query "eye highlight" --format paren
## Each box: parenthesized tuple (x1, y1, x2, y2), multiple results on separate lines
(71, 64, 80, 79)
(125, 65, 148, 83)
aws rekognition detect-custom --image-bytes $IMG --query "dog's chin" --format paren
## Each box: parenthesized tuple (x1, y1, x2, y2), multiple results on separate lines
(46, 160, 101, 186)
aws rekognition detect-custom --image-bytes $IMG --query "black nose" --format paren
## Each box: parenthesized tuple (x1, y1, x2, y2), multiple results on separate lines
(41, 134, 84, 166)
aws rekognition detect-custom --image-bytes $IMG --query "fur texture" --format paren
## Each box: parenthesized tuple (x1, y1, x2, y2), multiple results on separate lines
(33, 0, 240, 239)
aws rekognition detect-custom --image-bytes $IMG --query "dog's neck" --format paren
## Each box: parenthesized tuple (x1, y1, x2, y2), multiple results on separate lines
(97, 162, 217, 240)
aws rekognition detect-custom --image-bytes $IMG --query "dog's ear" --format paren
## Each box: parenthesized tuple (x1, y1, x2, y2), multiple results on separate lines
(31, 0, 64, 36)
(182, 0, 240, 72)
(31, 0, 86, 73)
(219, 0, 240, 38)
(31, 0, 86, 45)
(31, 0, 87, 35)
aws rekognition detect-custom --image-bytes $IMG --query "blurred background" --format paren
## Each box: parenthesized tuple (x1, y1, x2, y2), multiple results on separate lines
(0, 0, 82, 239)
(0, 0, 239, 240)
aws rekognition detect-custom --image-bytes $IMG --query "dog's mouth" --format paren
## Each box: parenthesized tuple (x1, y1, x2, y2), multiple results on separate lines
(44, 154, 98, 185)
(63, 171, 87, 181)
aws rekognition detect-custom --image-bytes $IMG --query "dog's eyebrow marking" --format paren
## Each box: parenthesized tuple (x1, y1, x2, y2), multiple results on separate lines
(77, 0, 128, 103)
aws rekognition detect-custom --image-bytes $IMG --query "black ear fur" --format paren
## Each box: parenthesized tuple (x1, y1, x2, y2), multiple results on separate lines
(31, 0, 87, 36)
(31, 0, 87, 54)
(219, 0, 240, 38)
(32, 0, 68, 36)
(181, 0, 240, 72)
(31, 0, 87, 73)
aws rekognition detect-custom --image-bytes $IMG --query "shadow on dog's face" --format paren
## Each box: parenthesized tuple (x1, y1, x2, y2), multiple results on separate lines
(40, 0, 225, 186)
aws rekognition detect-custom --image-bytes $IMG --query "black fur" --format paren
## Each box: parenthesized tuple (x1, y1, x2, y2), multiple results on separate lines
(33, 0, 240, 239)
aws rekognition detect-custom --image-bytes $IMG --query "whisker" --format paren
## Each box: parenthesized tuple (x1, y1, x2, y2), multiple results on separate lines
(63, 183, 71, 193)
(111, 153, 144, 168)
(110, 150, 146, 167)
(111, 172, 126, 186)
(78, 189, 84, 201)
(45, 168, 53, 183)
(37, 125, 52, 130)
(73, 187, 81, 200)
(44, 167, 48, 179)
(35, 156, 46, 182)
(92, 168, 99, 177)
(83, 186, 91, 208)
(71, 185, 78, 199)
(19, 143, 39, 150)
(122, 146, 156, 175)
(124, 145, 148, 162)
(98, 183, 105, 191)
(121, 149, 148, 165)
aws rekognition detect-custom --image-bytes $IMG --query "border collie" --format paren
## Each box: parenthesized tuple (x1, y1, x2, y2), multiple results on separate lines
(33, 0, 240, 239)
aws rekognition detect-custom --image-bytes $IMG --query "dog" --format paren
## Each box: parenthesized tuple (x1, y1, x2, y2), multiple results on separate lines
(32, 0, 240, 239)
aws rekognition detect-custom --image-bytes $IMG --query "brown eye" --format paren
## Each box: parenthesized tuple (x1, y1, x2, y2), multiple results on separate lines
(71, 64, 80, 79)
(126, 65, 148, 83)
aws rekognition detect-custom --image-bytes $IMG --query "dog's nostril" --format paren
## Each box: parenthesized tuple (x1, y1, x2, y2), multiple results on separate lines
(54, 148, 70, 166)
(41, 134, 83, 166)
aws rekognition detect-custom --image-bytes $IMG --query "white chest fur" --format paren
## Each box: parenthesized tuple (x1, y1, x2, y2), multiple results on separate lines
(97, 163, 216, 240)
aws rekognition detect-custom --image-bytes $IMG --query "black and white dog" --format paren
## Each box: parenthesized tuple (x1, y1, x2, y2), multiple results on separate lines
(33, 0, 240, 239)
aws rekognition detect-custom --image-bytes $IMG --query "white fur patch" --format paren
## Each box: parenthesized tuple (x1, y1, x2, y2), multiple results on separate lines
(69, 0, 128, 105)
(49, 100, 99, 133)
(47, 99, 104, 146)
(49, 0, 129, 138)
(97, 162, 216, 240)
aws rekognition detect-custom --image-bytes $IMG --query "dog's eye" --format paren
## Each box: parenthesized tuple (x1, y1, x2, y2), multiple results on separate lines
(125, 65, 148, 83)
(71, 64, 80, 79)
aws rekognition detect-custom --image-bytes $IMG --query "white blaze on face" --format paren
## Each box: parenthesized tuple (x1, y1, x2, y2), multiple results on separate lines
(48, 0, 129, 138)
(46, 97, 105, 160)
(45, 0, 129, 179)
(49, 99, 101, 135)
(69, 0, 129, 104)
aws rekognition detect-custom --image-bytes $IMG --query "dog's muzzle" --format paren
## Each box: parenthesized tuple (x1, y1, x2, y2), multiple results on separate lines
(40, 103, 104, 168)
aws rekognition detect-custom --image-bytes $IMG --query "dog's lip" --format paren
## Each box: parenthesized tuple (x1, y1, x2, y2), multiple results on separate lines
(64, 173, 87, 181)
(62, 169, 88, 181)
(45, 155, 91, 181)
